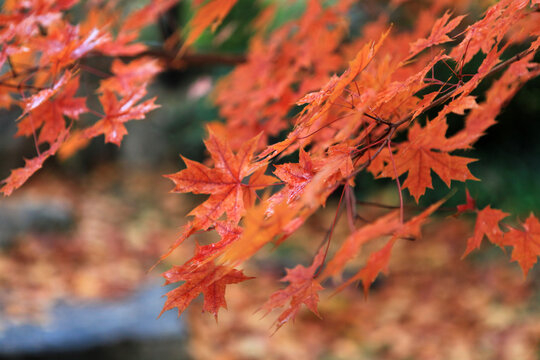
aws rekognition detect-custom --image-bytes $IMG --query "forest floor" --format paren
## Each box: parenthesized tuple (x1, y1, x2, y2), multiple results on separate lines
(0, 167, 538, 360)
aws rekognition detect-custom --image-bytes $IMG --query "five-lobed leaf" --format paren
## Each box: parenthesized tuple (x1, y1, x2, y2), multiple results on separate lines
(261, 247, 325, 331)
(1, 131, 67, 196)
(160, 258, 253, 320)
(17, 76, 87, 144)
(504, 215, 540, 278)
(84, 88, 159, 146)
(181, 0, 238, 51)
(462, 206, 509, 258)
(381, 118, 479, 202)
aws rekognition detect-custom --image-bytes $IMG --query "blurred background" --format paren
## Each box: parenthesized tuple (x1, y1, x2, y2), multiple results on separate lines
(0, 0, 539, 359)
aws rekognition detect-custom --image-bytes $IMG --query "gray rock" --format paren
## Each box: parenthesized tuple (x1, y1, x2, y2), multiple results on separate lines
(0, 281, 185, 355)
(0, 198, 73, 248)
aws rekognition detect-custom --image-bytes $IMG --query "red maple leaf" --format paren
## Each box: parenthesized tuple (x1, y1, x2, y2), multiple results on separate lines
(182, 0, 238, 51)
(162, 129, 275, 260)
(17, 75, 87, 144)
(409, 11, 465, 56)
(335, 197, 446, 296)
(84, 88, 159, 145)
(166, 130, 274, 227)
(504, 214, 540, 278)
(381, 118, 478, 202)
(260, 247, 325, 331)
(160, 259, 252, 320)
(98, 57, 163, 96)
(1, 130, 67, 196)
(462, 206, 509, 258)
(456, 188, 476, 215)
(20, 71, 72, 117)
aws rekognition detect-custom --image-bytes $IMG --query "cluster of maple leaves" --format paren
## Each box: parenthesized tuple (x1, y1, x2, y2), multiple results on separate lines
(2, 0, 540, 331)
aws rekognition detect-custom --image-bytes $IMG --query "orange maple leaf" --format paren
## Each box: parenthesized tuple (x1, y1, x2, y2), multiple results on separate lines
(98, 57, 162, 96)
(261, 247, 325, 331)
(1, 130, 67, 196)
(17, 75, 87, 144)
(271, 149, 317, 205)
(20, 71, 72, 117)
(409, 11, 465, 56)
(166, 129, 274, 226)
(84, 88, 159, 145)
(181, 0, 238, 51)
(161, 259, 252, 320)
(504, 214, 540, 278)
(381, 118, 478, 202)
(319, 211, 401, 280)
(462, 206, 508, 258)
(335, 197, 447, 296)
(336, 237, 396, 298)
(161, 130, 275, 260)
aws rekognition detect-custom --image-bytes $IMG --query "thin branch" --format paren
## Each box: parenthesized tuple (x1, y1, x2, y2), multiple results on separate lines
(114, 49, 246, 67)
(314, 185, 347, 278)
(387, 139, 403, 224)
(0, 81, 46, 91)
(393, 47, 537, 128)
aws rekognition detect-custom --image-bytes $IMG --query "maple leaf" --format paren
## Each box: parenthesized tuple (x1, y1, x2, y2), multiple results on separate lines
(260, 247, 325, 331)
(444, 57, 540, 151)
(193, 222, 243, 264)
(381, 118, 478, 202)
(84, 88, 159, 145)
(159, 221, 243, 268)
(271, 149, 317, 205)
(166, 130, 273, 226)
(335, 197, 446, 296)
(95, 30, 147, 56)
(220, 199, 303, 266)
(337, 238, 397, 298)
(182, 0, 238, 51)
(462, 206, 509, 258)
(122, 0, 180, 32)
(162, 130, 275, 260)
(17, 75, 87, 144)
(34, 25, 108, 70)
(409, 11, 465, 56)
(19, 71, 72, 117)
(455, 189, 476, 214)
(319, 211, 401, 280)
(57, 129, 90, 160)
(504, 214, 540, 278)
(98, 57, 163, 96)
(161, 259, 252, 320)
(259, 28, 390, 160)
(1, 130, 67, 196)
(449, 0, 528, 65)
(393, 196, 447, 240)
(302, 144, 357, 207)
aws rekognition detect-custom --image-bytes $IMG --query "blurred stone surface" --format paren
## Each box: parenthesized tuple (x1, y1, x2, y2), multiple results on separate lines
(0, 198, 73, 248)
(0, 282, 185, 357)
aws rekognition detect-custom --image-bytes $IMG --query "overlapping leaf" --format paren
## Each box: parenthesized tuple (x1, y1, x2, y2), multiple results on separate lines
(84, 88, 159, 145)
(1, 130, 67, 196)
(380, 118, 478, 202)
(17, 76, 87, 144)
(462, 206, 509, 257)
(161, 257, 252, 319)
(504, 215, 540, 278)
(182, 0, 238, 51)
(261, 247, 325, 331)
(163, 130, 275, 260)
